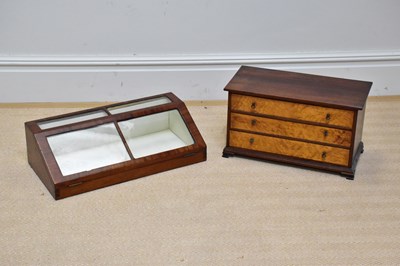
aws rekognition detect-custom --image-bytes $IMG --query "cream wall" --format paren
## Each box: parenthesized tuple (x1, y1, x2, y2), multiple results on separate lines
(1, 0, 399, 102)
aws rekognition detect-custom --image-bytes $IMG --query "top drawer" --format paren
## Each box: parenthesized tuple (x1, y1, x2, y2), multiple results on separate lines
(230, 94, 354, 129)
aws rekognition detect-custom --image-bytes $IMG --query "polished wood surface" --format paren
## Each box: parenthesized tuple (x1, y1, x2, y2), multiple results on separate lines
(230, 112, 352, 147)
(229, 130, 349, 166)
(224, 66, 372, 110)
(231, 94, 354, 129)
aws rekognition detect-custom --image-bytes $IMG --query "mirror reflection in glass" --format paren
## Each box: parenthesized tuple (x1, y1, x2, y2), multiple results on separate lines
(47, 123, 131, 176)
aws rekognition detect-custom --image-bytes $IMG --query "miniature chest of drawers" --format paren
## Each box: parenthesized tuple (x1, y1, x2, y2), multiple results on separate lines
(222, 66, 372, 179)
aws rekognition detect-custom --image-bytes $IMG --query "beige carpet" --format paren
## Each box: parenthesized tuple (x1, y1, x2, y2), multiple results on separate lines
(1, 97, 400, 265)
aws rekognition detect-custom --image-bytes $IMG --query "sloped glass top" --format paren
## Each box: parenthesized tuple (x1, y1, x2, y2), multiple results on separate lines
(108, 97, 171, 114)
(45, 107, 194, 176)
(38, 110, 108, 130)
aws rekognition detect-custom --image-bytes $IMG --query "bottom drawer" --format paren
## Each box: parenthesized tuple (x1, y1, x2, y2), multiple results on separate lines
(229, 130, 349, 166)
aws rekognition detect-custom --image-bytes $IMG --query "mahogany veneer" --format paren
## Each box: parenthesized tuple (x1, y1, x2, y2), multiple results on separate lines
(26, 93, 207, 199)
(222, 66, 372, 179)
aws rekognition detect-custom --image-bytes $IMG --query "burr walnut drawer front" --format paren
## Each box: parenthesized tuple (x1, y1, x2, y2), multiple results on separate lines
(230, 113, 352, 148)
(229, 130, 350, 166)
(230, 94, 354, 129)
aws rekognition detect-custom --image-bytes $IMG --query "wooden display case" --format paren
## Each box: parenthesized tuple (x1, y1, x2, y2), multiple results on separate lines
(222, 66, 372, 179)
(26, 93, 207, 199)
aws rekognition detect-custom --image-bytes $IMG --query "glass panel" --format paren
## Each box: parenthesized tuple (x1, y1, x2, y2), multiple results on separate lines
(38, 110, 108, 130)
(108, 97, 171, 114)
(47, 123, 130, 176)
(118, 110, 194, 158)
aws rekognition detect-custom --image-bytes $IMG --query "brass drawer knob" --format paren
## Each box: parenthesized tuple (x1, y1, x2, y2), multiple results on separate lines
(321, 151, 327, 159)
(325, 113, 331, 121)
(323, 130, 329, 137)
(249, 138, 255, 144)
(251, 119, 257, 126)
(251, 102, 256, 109)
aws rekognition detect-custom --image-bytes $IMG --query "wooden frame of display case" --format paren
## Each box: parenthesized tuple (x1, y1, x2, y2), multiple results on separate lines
(25, 92, 207, 200)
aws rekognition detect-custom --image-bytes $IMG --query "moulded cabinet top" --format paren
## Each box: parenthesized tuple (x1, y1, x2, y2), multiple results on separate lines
(224, 66, 372, 110)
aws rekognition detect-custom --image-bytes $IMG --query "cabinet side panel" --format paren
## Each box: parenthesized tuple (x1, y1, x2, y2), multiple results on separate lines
(226, 93, 232, 146)
(353, 108, 366, 159)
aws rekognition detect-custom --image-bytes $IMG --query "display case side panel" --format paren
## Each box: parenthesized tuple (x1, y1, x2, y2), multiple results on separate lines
(177, 102, 207, 150)
(25, 124, 56, 198)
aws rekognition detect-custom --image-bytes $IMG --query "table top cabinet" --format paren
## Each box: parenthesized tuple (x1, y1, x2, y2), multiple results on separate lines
(222, 66, 372, 179)
(26, 93, 206, 199)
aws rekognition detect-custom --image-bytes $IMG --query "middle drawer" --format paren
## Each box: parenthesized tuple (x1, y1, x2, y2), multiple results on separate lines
(230, 112, 352, 148)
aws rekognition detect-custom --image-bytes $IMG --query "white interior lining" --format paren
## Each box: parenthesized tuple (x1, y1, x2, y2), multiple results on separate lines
(119, 109, 194, 158)
(126, 129, 187, 158)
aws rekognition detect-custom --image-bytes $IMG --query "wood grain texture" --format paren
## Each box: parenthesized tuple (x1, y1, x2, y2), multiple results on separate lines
(229, 130, 350, 166)
(230, 112, 352, 147)
(224, 66, 372, 110)
(231, 94, 355, 129)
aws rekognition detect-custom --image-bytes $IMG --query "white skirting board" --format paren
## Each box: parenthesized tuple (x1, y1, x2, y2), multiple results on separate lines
(1, 52, 400, 102)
